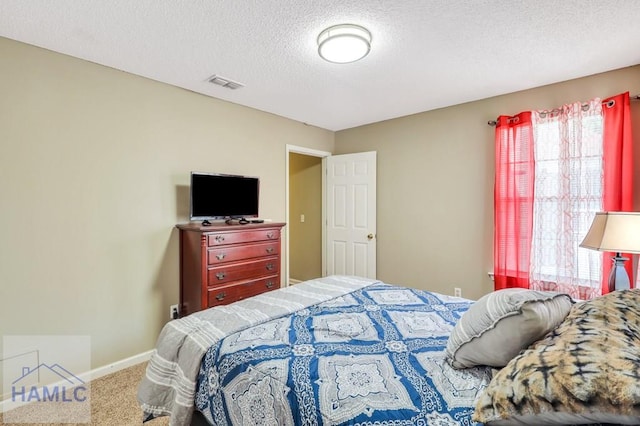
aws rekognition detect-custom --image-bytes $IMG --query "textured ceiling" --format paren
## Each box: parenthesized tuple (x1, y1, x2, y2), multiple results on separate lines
(2, 1, 640, 131)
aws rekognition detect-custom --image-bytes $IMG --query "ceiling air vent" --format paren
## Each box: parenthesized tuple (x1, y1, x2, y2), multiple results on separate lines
(206, 75, 245, 90)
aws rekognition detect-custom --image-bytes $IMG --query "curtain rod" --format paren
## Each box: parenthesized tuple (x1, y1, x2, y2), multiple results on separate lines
(487, 94, 640, 126)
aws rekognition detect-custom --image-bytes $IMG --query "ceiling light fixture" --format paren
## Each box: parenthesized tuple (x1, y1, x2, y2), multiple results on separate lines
(317, 24, 371, 64)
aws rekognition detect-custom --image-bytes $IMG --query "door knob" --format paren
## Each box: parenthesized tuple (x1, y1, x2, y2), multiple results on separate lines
(367, 233, 375, 240)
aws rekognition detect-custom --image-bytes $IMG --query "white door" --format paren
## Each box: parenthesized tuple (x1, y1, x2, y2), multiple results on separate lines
(325, 151, 377, 278)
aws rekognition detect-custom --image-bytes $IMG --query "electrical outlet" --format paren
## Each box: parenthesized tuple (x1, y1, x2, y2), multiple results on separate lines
(454, 287, 462, 297)
(169, 304, 179, 320)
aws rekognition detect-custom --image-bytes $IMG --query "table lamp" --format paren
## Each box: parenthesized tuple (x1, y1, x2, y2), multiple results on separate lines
(580, 212, 640, 292)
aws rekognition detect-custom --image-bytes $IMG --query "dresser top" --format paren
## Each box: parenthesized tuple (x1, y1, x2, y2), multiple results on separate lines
(176, 221, 286, 232)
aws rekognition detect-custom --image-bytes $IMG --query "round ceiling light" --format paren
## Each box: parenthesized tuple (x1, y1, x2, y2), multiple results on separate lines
(317, 24, 371, 64)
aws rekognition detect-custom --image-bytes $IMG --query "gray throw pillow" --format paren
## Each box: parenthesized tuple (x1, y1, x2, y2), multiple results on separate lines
(445, 288, 572, 369)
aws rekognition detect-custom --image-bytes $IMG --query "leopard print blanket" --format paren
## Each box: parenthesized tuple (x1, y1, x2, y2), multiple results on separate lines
(474, 289, 640, 425)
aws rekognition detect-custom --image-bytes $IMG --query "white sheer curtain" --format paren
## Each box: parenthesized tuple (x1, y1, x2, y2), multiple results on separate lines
(529, 99, 604, 300)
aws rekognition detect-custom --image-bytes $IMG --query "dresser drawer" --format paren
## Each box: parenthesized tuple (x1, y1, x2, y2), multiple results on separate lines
(206, 228, 281, 246)
(207, 276, 280, 307)
(207, 241, 280, 265)
(207, 257, 280, 285)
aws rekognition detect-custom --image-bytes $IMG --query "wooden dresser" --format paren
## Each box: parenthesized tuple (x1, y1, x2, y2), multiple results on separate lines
(176, 222, 286, 317)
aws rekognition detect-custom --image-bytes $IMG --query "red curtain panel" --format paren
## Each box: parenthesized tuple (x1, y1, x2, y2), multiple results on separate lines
(493, 112, 534, 290)
(602, 91, 634, 293)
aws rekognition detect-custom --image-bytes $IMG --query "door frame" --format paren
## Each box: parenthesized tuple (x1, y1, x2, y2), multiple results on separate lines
(285, 144, 331, 287)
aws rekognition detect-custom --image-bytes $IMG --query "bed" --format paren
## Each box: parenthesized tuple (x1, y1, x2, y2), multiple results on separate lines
(138, 275, 640, 426)
(138, 276, 493, 425)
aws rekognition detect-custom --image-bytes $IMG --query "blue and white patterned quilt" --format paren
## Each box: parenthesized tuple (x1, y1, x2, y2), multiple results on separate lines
(194, 282, 492, 425)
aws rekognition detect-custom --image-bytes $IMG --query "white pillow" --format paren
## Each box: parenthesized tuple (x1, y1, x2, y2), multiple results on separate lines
(445, 288, 572, 369)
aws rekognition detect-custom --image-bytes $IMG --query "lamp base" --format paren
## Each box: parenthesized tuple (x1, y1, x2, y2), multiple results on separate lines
(608, 252, 630, 292)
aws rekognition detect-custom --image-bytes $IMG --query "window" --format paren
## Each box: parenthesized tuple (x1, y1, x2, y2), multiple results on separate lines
(494, 93, 634, 299)
(529, 107, 603, 297)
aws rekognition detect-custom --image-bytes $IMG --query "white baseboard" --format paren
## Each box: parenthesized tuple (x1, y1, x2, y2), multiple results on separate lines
(79, 349, 154, 383)
(289, 278, 303, 286)
(0, 349, 154, 413)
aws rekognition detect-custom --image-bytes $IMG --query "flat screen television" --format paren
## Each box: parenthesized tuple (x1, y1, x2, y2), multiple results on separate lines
(189, 172, 259, 222)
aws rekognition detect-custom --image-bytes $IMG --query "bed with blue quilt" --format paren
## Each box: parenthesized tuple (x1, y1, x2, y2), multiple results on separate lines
(140, 276, 640, 425)
(138, 275, 493, 425)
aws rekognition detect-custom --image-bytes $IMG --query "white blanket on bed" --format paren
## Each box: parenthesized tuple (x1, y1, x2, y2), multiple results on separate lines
(137, 275, 379, 426)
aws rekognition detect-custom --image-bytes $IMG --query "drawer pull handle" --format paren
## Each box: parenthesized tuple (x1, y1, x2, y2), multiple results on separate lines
(266, 247, 274, 253)
(216, 292, 226, 301)
(216, 253, 226, 260)
(215, 235, 225, 243)
(266, 263, 274, 271)
(266, 281, 274, 289)
(266, 232, 275, 239)
(216, 272, 226, 280)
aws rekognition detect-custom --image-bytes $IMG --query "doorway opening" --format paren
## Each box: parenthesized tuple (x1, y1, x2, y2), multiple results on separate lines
(285, 145, 330, 286)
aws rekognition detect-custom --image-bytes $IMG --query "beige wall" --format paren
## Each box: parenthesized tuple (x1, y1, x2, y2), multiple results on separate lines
(336, 65, 640, 301)
(288, 153, 323, 281)
(3, 34, 640, 372)
(0, 37, 334, 370)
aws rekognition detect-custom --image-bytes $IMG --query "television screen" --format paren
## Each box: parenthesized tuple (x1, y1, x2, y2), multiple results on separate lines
(190, 172, 259, 221)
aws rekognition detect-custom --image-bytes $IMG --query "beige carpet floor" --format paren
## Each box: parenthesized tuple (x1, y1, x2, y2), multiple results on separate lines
(0, 362, 170, 425)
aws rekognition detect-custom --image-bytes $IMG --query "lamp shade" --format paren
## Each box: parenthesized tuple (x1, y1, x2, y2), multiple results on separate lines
(580, 212, 640, 254)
